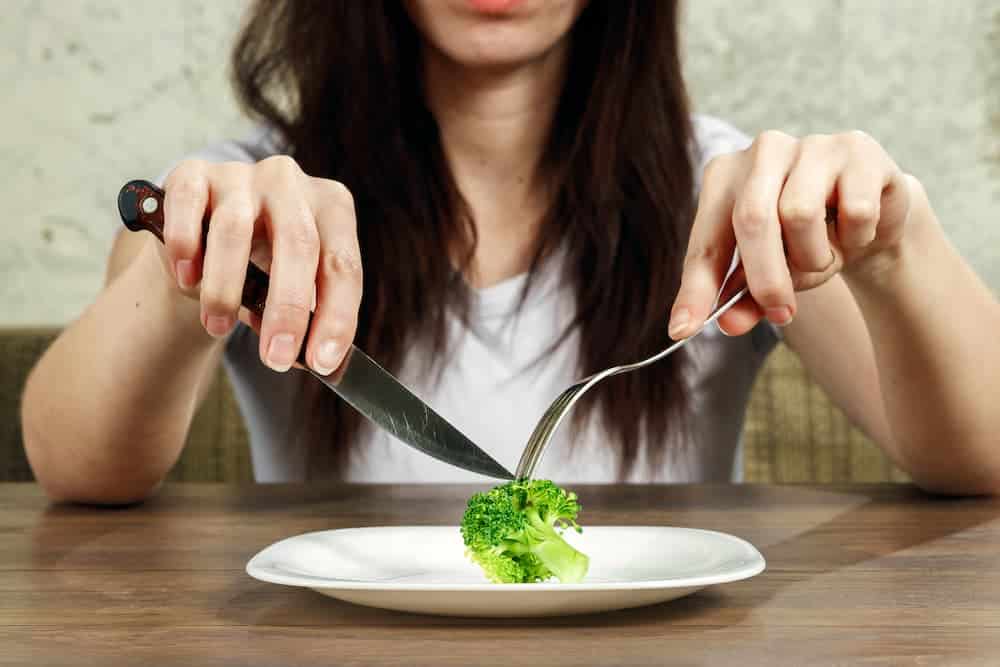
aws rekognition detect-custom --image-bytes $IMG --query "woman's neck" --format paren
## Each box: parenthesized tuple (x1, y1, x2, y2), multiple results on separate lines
(422, 43, 568, 288)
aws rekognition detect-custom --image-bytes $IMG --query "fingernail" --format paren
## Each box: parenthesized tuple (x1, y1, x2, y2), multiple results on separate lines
(266, 333, 297, 372)
(765, 306, 793, 326)
(313, 340, 341, 375)
(668, 308, 691, 339)
(205, 315, 233, 338)
(176, 260, 195, 289)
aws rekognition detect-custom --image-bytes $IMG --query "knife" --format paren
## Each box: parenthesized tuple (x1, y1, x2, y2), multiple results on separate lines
(117, 179, 514, 481)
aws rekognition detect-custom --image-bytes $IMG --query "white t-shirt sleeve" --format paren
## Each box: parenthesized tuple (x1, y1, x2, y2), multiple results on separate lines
(154, 124, 285, 186)
(690, 113, 754, 191)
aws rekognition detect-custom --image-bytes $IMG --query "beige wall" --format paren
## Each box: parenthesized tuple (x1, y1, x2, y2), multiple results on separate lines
(3, 0, 997, 326)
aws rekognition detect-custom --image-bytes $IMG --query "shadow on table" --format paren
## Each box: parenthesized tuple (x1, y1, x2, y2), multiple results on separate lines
(220, 485, 1000, 630)
(715, 484, 1000, 619)
(753, 485, 1000, 571)
(26, 502, 148, 568)
(222, 584, 739, 629)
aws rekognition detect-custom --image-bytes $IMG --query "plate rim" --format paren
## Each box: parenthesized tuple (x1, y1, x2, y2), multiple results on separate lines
(245, 525, 766, 592)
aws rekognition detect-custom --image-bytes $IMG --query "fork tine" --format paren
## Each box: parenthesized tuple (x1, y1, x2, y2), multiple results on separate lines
(516, 397, 560, 478)
(541, 386, 577, 434)
(534, 391, 573, 443)
(515, 384, 582, 479)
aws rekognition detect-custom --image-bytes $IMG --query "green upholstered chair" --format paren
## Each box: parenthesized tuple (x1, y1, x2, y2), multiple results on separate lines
(0, 327, 904, 484)
(743, 343, 908, 483)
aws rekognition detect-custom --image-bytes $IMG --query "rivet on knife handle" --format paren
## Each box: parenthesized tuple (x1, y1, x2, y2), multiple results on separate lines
(117, 179, 312, 364)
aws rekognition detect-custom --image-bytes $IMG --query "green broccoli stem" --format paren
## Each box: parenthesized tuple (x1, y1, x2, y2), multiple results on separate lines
(525, 510, 589, 583)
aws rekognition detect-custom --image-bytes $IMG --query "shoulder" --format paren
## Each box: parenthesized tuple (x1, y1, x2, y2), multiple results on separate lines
(690, 114, 753, 183)
(153, 124, 287, 185)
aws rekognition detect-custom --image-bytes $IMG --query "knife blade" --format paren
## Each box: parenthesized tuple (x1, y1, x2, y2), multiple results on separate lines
(117, 179, 514, 481)
(313, 345, 514, 479)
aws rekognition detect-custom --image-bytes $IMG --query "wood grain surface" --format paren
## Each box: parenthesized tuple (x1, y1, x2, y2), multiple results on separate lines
(2, 483, 999, 666)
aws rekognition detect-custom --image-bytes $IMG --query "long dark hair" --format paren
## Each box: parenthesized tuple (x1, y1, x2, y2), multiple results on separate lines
(232, 0, 695, 480)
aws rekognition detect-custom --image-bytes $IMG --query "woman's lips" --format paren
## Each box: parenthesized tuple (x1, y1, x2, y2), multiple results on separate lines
(465, 0, 525, 14)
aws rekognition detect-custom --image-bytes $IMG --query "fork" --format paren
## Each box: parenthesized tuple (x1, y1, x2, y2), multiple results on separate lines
(514, 204, 838, 480)
(513, 262, 749, 480)
(513, 205, 837, 480)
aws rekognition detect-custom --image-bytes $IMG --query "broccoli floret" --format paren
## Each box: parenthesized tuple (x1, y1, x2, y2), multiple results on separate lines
(460, 479, 589, 584)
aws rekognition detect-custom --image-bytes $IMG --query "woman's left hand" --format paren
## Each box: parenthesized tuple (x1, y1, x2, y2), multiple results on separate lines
(668, 129, 918, 339)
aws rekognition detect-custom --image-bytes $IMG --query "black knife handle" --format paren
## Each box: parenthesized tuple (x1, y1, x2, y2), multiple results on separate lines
(117, 179, 312, 365)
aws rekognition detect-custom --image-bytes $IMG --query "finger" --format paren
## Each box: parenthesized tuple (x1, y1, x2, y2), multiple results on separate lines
(257, 160, 320, 373)
(732, 131, 798, 326)
(878, 172, 916, 245)
(306, 179, 362, 375)
(836, 138, 895, 251)
(239, 306, 308, 371)
(715, 263, 764, 335)
(778, 135, 843, 272)
(162, 159, 210, 289)
(241, 306, 262, 335)
(200, 173, 258, 339)
(669, 153, 741, 340)
(716, 293, 765, 337)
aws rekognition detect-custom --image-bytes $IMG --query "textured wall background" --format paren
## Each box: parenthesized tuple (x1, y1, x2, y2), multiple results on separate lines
(2, 0, 998, 326)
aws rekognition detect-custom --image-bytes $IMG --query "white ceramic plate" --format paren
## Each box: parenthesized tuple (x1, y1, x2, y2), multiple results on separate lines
(246, 525, 764, 617)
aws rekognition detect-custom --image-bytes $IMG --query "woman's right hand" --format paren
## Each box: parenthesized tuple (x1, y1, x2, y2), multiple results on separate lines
(157, 155, 362, 375)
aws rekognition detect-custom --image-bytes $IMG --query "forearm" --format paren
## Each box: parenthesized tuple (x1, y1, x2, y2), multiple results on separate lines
(21, 240, 222, 504)
(844, 182, 1000, 494)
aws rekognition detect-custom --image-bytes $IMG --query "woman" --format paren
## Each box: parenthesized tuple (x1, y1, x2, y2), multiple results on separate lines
(21, 0, 1000, 502)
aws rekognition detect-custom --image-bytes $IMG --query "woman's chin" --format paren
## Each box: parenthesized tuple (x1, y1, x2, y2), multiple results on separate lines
(430, 33, 559, 72)
(405, 0, 585, 72)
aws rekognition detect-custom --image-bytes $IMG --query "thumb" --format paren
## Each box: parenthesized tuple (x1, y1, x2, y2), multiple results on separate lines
(669, 248, 733, 340)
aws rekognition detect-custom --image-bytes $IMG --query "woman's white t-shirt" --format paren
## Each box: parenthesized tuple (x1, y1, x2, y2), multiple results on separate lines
(137, 114, 777, 483)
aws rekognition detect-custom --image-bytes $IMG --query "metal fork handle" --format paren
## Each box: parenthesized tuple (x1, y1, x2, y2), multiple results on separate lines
(513, 283, 750, 480)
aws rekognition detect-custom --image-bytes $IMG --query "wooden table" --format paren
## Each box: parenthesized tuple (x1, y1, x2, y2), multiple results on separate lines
(3, 483, 1000, 666)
